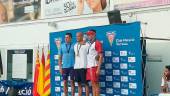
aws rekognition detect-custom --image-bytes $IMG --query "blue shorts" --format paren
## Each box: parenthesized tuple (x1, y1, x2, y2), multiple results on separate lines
(74, 68, 88, 84)
(62, 67, 74, 80)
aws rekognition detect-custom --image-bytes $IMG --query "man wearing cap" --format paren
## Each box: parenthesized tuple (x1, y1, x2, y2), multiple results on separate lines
(74, 32, 89, 96)
(86, 29, 103, 96)
(58, 33, 75, 96)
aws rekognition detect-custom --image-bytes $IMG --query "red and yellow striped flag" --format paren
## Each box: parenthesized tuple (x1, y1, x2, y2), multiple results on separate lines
(37, 48, 45, 95)
(33, 49, 40, 96)
(43, 49, 51, 96)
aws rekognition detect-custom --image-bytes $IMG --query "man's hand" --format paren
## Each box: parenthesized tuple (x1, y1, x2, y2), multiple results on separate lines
(58, 56, 63, 75)
(59, 68, 63, 75)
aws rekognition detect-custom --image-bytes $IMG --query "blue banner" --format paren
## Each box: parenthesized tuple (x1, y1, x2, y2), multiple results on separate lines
(50, 22, 142, 96)
(0, 80, 33, 96)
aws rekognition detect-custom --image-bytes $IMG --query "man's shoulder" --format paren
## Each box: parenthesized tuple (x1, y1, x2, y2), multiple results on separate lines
(95, 40, 103, 46)
(95, 40, 102, 44)
(73, 42, 78, 46)
(60, 43, 65, 47)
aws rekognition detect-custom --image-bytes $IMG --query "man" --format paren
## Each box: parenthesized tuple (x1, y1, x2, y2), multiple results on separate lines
(86, 29, 103, 96)
(58, 33, 75, 96)
(74, 32, 89, 96)
(161, 65, 170, 93)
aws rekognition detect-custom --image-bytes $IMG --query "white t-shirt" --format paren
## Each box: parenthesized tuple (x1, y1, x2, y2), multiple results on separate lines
(87, 40, 102, 68)
(161, 77, 170, 92)
(74, 42, 89, 69)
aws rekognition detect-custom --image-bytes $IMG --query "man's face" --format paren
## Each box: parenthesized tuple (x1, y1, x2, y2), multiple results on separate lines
(76, 33, 83, 42)
(164, 68, 170, 78)
(87, 34, 95, 41)
(65, 35, 72, 43)
(86, 0, 101, 10)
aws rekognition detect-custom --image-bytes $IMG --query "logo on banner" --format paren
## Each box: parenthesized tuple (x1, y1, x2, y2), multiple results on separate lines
(106, 88, 113, 94)
(113, 82, 120, 88)
(106, 32, 116, 47)
(55, 87, 61, 92)
(121, 89, 129, 95)
(64, 1, 76, 13)
(55, 38, 62, 50)
(129, 83, 137, 89)
(100, 82, 106, 87)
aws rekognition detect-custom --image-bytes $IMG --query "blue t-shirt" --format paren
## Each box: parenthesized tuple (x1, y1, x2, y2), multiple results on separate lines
(58, 42, 75, 68)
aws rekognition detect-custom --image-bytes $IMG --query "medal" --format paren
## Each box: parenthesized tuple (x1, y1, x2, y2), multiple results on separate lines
(65, 43, 72, 54)
(87, 38, 96, 54)
(77, 43, 82, 57)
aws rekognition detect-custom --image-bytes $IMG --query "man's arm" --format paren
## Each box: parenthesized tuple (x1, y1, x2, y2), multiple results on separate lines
(58, 55, 63, 74)
(97, 53, 103, 71)
(95, 41, 103, 76)
(58, 55, 62, 68)
(58, 46, 63, 74)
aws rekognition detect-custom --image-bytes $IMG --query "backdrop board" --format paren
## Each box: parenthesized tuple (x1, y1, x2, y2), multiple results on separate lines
(50, 22, 143, 96)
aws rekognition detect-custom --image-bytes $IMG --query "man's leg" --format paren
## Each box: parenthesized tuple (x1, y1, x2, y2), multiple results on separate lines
(85, 83, 89, 96)
(62, 68, 69, 96)
(94, 82, 100, 96)
(70, 68, 75, 96)
(64, 80, 68, 96)
(71, 80, 75, 96)
(78, 82, 82, 96)
(83, 68, 89, 96)
(86, 68, 96, 96)
(91, 81, 96, 96)
(92, 67, 100, 96)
